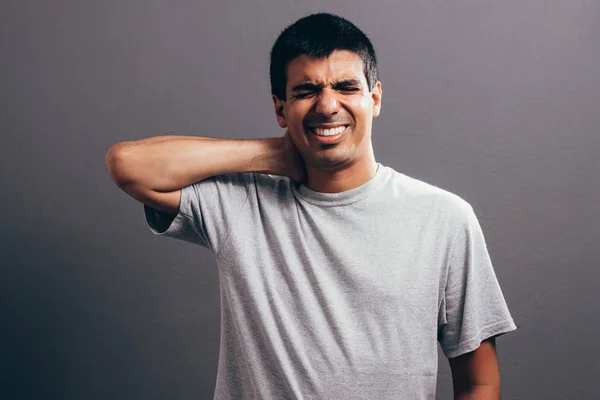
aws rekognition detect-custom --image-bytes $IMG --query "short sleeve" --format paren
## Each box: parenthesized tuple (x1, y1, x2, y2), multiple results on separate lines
(143, 172, 254, 255)
(437, 204, 517, 359)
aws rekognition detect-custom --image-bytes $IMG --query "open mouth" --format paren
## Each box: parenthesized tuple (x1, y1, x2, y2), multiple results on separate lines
(306, 125, 350, 144)
(308, 125, 348, 137)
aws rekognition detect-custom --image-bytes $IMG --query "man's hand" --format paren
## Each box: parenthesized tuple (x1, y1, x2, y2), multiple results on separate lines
(279, 130, 307, 184)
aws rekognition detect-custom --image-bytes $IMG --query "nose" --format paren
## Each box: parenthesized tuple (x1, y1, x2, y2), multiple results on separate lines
(314, 89, 340, 116)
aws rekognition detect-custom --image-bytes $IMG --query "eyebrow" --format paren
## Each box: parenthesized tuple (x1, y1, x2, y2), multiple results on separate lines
(291, 79, 362, 93)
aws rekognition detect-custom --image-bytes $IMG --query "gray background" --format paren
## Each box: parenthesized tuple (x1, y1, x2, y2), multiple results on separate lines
(1, 0, 598, 399)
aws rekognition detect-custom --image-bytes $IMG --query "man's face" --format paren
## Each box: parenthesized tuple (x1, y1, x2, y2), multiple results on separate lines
(273, 50, 382, 170)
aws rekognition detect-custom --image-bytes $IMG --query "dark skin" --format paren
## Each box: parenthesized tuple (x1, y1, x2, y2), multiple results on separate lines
(449, 337, 501, 399)
(274, 50, 503, 398)
(272, 50, 381, 194)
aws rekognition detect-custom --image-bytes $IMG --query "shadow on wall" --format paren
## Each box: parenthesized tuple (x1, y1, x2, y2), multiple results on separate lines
(0, 225, 220, 399)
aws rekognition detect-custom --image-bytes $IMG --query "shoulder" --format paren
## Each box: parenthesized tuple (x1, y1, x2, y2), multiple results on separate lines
(209, 171, 256, 187)
(201, 172, 295, 201)
(254, 173, 289, 185)
(385, 166, 474, 220)
(249, 173, 296, 201)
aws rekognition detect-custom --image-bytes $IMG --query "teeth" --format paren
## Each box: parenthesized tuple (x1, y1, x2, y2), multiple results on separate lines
(312, 126, 347, 136)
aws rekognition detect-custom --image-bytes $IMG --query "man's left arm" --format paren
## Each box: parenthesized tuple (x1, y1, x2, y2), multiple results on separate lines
(448, 337, 500, 400)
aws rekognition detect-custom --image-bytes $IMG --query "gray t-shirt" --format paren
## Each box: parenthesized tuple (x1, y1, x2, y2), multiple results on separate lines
(144, 162, 517, 399)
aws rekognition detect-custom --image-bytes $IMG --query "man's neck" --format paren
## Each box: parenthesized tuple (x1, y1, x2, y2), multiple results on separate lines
(304, 152, 378, 194)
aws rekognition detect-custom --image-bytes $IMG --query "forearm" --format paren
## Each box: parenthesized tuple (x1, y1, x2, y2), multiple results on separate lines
(454, 383, 500, 400)
(106, 135, 285, 192)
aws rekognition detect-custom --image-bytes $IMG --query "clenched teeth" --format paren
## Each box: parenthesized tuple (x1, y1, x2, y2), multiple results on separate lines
(311, 126, 347, 136)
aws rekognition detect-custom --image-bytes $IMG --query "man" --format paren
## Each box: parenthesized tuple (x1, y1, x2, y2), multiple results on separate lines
(106, 13, 517, 400)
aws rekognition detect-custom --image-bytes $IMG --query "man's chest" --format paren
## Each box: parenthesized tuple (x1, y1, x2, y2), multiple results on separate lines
(221, 203, 449, 328)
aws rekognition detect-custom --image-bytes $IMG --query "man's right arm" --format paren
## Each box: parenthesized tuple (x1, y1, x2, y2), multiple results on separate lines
(105, 133, 305, 215)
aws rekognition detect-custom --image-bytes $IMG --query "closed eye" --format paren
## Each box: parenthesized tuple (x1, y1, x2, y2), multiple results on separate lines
(295, 88, 358, 98)
(294, 92, 316, 99)
(334, 79, 363, 92)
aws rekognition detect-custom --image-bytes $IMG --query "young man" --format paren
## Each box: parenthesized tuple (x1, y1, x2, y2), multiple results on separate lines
(106, 13, 517, 400)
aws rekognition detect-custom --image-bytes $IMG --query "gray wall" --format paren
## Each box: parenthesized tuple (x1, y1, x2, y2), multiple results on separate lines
(1, 1, 598, 399)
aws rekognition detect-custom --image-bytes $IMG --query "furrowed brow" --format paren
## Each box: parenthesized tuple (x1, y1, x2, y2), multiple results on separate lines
(334, 79, 362, 88)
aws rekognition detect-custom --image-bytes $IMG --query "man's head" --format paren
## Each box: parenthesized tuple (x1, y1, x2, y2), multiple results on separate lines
(270, 13, 382, 174)
(270, 13, 379, 101)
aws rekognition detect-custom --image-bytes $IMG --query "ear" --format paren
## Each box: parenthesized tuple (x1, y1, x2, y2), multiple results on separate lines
(371, 81, 382, 118)
(272, 95, 287, 128)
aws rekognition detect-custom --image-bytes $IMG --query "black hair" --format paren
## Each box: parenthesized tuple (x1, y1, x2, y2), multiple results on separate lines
(269, 13, 379, 100)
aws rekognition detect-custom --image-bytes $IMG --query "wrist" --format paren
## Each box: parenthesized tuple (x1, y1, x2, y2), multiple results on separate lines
(250, 137, 287, 176)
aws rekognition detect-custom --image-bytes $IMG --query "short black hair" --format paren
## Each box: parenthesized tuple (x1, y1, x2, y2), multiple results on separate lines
(269, 13, 379, 100)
